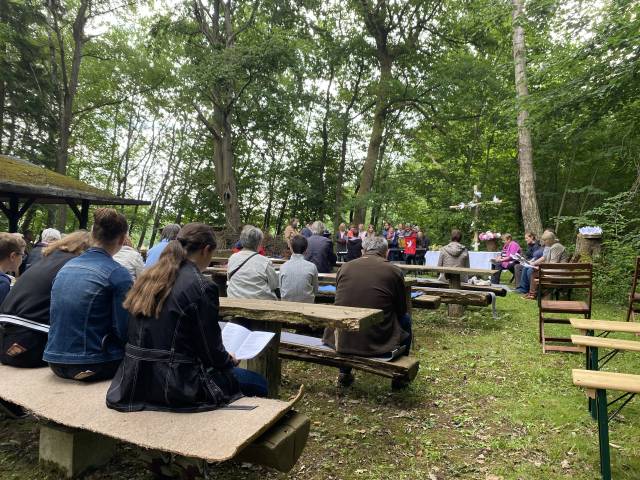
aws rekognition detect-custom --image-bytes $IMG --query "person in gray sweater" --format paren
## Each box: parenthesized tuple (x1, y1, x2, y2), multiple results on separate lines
(437, 229, 470, 282)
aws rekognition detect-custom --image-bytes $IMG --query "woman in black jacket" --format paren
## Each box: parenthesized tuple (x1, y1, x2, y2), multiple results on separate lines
(107, 223, 267, 413)
(0, 231, 91, 368)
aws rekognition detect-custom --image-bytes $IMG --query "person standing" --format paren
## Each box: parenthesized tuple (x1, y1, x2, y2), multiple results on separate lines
(404, 228, 418, 265)
(145, 224, 181, 268)
(335, 223, 348, 261)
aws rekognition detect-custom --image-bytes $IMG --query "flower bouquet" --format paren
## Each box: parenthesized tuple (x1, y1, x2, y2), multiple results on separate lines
(578, 226, 602, 237)
(479, 231, 501, 251)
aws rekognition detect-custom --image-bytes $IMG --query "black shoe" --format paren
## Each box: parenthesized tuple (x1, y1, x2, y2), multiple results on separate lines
(337, 372, 355, 388)
(0, 399, 27, 419)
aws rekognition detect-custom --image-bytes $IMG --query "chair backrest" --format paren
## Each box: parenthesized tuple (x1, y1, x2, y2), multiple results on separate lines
(631, 257, 640, 294)
(538, 263, 593, 305)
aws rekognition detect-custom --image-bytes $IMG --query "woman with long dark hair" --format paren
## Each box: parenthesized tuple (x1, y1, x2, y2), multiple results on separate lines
(107, 223, 267, 413)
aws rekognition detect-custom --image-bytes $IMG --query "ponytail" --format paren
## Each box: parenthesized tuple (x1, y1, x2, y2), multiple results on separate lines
(123, 223, 216, 319)
(123, 240, 187, 318)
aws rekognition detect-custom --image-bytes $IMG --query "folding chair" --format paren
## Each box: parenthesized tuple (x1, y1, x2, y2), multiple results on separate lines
(625, 257, 640, 322)
(538, 263, 592, 353)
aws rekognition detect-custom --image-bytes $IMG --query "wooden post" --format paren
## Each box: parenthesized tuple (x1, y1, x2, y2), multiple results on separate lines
(447, 274, 465, 317)
(239, 319, 282, 398)
(79, 200, 90, 229)
(8, 195, 19, 233)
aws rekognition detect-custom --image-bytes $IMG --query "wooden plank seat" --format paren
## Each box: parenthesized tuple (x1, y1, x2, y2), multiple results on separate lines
(411, 294, 442, 309)
(413, 286, 491, 307)
(569, 318, 640, 335)
(571, 334, 640, 353)
(0, 365, 309, 478)
(279, 332, 419, 386)
(572, 369, 640, 480)
(538, 263, 593, 353)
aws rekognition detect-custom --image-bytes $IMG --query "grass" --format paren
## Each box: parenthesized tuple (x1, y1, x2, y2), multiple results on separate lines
(1, 294, 639, 479)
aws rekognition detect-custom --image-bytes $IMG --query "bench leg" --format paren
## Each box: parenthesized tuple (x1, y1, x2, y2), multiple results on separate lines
(596, 389, 612, 480)
(588, 345, 599, 420)
(447, 275, 465, 317)
(39, 423, 116, 478)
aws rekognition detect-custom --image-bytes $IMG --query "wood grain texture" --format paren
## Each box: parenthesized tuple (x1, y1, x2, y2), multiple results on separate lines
(571, 335, 640, 352)
(572, 369, 640, 394)
(218, 298, 383, 331)
(569, 318, 640, 334)
(413, 286, 491, 306)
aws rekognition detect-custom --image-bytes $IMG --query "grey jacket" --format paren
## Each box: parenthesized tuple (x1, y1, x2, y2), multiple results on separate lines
(437, 242, 470, 282)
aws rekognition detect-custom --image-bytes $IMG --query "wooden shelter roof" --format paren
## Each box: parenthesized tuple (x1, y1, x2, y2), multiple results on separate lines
(0, 155, 149, 206)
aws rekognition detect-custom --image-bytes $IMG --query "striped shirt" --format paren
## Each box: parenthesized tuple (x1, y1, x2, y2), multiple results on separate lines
(279, 254, 319, 303)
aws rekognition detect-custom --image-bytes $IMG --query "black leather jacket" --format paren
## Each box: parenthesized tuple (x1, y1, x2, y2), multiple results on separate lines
(106, 261, 239, 412)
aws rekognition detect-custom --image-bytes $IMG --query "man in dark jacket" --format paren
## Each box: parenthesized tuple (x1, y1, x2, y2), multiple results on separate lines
(323, 235, 409, 388)
(304, 221, 337, 273)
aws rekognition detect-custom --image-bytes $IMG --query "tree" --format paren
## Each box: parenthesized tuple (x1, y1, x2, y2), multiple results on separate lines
(511, 0, 542, 235)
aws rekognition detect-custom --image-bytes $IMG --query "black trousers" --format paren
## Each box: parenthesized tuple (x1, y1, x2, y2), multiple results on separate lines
(49, 360, 121, 382)
(0, 329, 47, 368)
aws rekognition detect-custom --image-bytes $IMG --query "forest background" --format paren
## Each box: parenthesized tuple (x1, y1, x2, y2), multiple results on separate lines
(1, 0, 638, 302)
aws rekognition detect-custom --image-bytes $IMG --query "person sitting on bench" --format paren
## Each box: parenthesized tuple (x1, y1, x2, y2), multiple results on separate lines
(279, 235, 318, 304)
(44, 208, 132, 382)
(490, 233, 521, 284)
(322, 235, 410, 388)
(0, 233, 26, 305)
(227, 225, 278, 300)
(106, 223, 267, 412)
(437, 229, 470, 282)
(0, 231, 91, 368)
(522, 230, 569, 300)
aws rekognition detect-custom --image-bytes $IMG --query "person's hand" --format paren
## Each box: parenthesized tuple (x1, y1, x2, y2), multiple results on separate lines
(229, 353, 240, 366)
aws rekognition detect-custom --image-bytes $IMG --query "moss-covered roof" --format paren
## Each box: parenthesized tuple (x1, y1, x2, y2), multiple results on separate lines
(0, 155, 149, 205)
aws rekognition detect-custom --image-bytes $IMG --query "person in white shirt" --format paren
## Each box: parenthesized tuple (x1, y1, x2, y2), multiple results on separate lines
(279, 235, 318, 303)
(113, 235, 145, 281)
(227, 225, 278, 300)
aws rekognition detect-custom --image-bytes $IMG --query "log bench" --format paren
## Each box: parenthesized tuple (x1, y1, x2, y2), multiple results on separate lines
(412, 286, 497, 317)
(279, 332, 419, 388)
(0, 365, 310, 478)
(572, 369, 640, 480)
(415, 277, 507, 296)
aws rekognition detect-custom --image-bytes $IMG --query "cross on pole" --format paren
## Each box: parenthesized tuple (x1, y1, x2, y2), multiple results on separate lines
(449, 185, 503, 251)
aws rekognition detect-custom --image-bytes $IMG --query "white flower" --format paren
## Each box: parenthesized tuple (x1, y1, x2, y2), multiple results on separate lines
(492, 196, 502, 204)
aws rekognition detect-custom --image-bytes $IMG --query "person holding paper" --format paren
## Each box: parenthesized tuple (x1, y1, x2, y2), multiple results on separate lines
(279, 235, 318, 303)
(107, 223, 268, 413)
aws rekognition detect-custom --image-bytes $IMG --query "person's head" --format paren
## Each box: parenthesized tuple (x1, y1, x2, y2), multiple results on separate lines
(22, 229, 34, 243)
(397, 223, 404, 230)
(161, 224, 181, 241)
(91, 208, 128, 255)
(0, 233, 26, 273)
(350, 224, 357, 233)
(417, 231, 424, 239)
(503, 233, 512, 244)
(367, 224, 375, 234)
(388, 225, 395, 233)
(122, 235, 133, 248)
(338, 223, 346, 232)
(311, 221, 325, 236)
(240, 225, 264, 252)
(41, 228, 62, 244)
(124, 223, 217, 318)
(43, 230, 91, 257)
(290, 235, 308, 255)
(540, 230, 557, 247)
(362, 235, 388, 258)
(524, 232, 536, 245)
(358, 223, 365, 231)
(451, 229, 463, 243)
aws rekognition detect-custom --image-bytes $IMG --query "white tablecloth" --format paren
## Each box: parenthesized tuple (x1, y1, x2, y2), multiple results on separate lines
(424, 251, 497, 270)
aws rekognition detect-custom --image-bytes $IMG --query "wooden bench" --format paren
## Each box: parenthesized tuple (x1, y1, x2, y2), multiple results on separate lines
(412, 286, 496, 317)
(415, 277, 507, 296)
(0, 365, 310, 478)
(572, 369, 640, 480)
(279, 332, 419, 388)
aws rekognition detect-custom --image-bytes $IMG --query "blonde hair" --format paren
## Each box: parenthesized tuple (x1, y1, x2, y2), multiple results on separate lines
(43, 230, 92, 257)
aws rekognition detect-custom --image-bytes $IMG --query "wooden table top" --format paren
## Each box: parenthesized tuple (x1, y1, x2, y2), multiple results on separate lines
(218, 297, 383, 331)
(569, 318, 640, 334)
(317, 272, 417, 287)
(210, 257, 286, 265)
(573, 369, 640, 394)
(571, 334, 640, 352)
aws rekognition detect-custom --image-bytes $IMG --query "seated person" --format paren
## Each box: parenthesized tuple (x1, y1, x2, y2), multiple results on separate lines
(514, 232, 541, 286)
(437, 229, 470, 282)
(44, 208, 132, 382)
(113, 235, 145, 281)
(106, 223, 267, 412)
(279, 235, 318, 303)
(322, 236, 410, 388)
(490, 233, 521, 284)
(0, 231, 91, 368)
(20, 228, 61, 273)
(521, 230, 569, 299)
(304, 221, 337, 273)
(345, 227, 363, 262)
(0, 233, 26, 305)
(145, 223, 180, 267)
(227, 225, 278, 300)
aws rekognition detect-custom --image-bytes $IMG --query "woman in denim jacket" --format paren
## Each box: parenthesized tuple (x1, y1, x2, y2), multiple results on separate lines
(106, 223, 267, 412)
(44, 208, 132, 381)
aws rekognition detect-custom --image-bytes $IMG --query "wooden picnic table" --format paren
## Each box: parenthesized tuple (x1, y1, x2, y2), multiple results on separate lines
(218, 297, 383, 397)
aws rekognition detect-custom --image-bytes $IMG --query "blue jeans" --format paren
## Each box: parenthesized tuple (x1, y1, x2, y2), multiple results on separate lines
(225, 367, 269, 397)
(517, 268, 534, 292)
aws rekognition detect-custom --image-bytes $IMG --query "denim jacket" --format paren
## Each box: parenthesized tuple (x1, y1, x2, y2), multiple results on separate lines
(44, 247, 133, 364)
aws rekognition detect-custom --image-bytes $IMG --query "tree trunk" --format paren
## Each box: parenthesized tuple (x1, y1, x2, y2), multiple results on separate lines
(512, 0, 543, 236)
(211, 112, 241, 232)
(353, 53, 391, 225)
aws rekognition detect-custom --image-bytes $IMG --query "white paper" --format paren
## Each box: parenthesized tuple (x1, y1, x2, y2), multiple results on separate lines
(220, 322, 275, 360)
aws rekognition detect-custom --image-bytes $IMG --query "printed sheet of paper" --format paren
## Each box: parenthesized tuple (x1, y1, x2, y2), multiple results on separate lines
(219, 322, 275, 360)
